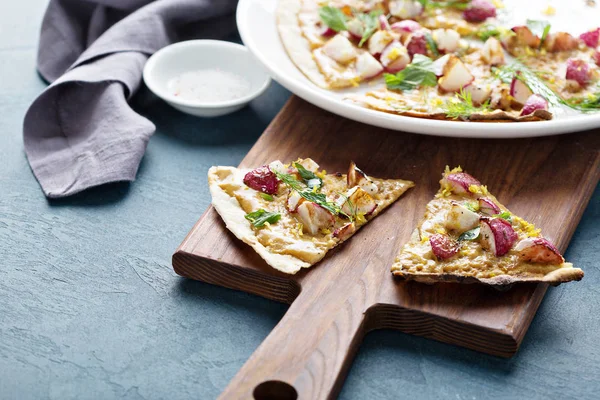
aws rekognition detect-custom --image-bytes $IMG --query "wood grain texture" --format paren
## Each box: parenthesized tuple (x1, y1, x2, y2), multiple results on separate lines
(172, 96, 600, 400)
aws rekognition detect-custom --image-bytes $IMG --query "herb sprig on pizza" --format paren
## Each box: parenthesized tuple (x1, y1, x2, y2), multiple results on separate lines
(277, 0, 600, 122)
(209, 158, 414, 274)
(391, 166, 584, 286)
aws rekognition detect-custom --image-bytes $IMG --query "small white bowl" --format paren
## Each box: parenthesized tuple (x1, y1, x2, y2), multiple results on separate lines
(143, 40, 271, 117)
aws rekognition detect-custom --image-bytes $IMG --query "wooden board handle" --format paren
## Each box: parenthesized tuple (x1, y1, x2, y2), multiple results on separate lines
(218, 286, 368, 400)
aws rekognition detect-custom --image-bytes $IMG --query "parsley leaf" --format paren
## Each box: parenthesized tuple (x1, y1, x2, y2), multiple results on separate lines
(417, 0, 471, 10)
(458, 227, 480, 241)
(384, 54, 438, 91)
(425, 32, 439, 56)
(293, 162, 322, 190)
(494, 211, 512, 222)
(526, 19, 551, 46)
(245, 209, 281, 228)
(274, 171, 341, 216)
(319, 6, 348, 32)
(357, 10, 383, 47)
(443, 88, 491, 119)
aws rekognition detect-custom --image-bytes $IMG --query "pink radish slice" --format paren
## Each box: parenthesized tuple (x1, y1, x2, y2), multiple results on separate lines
(390, 20, 421, 33)
(406, 32, 428, 57)
(463, 0, 496, 23)
(429, 234, 459, 260)
(579, 28, 600, 48)
(480, 217, 518, 257)
(442, 172, 481, 195)
(514, 237, 565, 264)
(520, 94, 548, 116)
(243, 166, 279, 194)
(478, 197, 501, 215)
(566, 58, 591, 87)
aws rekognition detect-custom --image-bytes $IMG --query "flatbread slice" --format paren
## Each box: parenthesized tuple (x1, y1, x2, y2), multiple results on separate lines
(391, 166, 584, 286)
(210, 158, 414, 274)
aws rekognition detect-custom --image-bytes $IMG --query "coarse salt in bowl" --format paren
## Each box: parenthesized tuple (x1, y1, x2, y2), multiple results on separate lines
(143, 40, 271, 117)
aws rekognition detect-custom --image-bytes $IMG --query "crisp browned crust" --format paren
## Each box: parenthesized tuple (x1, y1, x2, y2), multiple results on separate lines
(392, 266, 584, 287)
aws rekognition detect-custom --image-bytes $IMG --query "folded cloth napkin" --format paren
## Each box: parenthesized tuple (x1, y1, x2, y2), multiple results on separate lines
(24, 0, 238, 198)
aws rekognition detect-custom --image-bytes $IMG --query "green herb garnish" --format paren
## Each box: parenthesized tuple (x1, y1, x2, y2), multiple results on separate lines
(475, 24, 514, 42)
(443, 88, 491, 120)
(245, 209, 281, 228)
(260, 193, 274, 201)
(319, 6, 348, 32)
(274, 171, 342, 216)
(458, 226, 481, 241)
(384, 54, 438, 91)
(464, 202, 479, 212)
(493, 61, 562, 109)
(417, 0, 471, 10)
(425, 32, 439, 57)
(526, 19, 551, 47)
(293, 162, 322, 190)
(357, 10, 383, 47)
(494, 211, 512, 222)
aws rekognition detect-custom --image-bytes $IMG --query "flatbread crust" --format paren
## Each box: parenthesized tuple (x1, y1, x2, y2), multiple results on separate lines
(391, 168, 584, 287)
(210, 162, 414, 274)
(277, 0, 330, 88)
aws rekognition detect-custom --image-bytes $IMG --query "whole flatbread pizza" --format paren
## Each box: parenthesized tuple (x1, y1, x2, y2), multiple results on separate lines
(277, 0, 600, 122)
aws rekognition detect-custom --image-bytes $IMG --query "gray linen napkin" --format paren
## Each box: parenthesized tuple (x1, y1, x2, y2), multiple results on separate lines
(24, 0, 238, 198)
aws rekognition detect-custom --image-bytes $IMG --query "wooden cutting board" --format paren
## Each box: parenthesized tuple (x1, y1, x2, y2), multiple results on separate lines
(172, 96, 600, 400)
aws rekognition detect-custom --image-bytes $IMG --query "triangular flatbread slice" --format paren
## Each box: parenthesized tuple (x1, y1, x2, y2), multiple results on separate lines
(391, 166, 584, 286)
(209, 158, 414, 274)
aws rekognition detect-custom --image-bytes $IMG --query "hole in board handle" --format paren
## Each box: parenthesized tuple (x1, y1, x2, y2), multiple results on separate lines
(253, 380, 298, 400)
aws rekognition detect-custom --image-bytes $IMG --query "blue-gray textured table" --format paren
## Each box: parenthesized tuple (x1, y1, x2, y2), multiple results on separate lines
(1, 2, 599, 399)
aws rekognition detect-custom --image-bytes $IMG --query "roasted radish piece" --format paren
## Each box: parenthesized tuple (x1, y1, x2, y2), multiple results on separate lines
(480, 217, 518, 257)
(438, 56, 474, 93)
(510, 77, 533, 106)
(356, 52, 384, 79)
(380, 42, 411, 73)
(405, 31, 428, 57)
(243, 166, 280, 194)
(347, 18, 365, 39)
(323, 34, 357, 64)
(431, 54, 451, 76)
(463, 83, 492, 106)
(480, 37, 505, 65)
(594, 50, 600, 67)
(432, 29, 460, 54)
(566, 58, 592, 87)
(338, 186, 378, 217)
(490, 86, 513, 110)
(286, 191, 305, 212)
(379, 14, 391, 31)
(391, 20, 421, 34)
(580, 28, 600, 48)
(463, 0, 496, 23)
(333, 222, 357, 241)
(296, 202, 335, 235)
(368, 30, 395, 56)
(442, 172, 481, 195)
(446, 202, 480, 233)
(429, 234, 459, 260)
(544, 32, 579, 52)
(520, 94, 548, 116)
(347, 161, 378, 194)
(389, 0, 423, 19)
(478, 197, 501, 215)
(512, 26, 541, 48)
(514, 237, 565, 264)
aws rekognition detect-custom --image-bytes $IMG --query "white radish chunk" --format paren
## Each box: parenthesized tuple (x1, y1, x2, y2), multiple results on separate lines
(380, 41, 410, 73)
(431, 54, 451, 76)
(463, 83, 492, 106)
(438, 56, 474, 93)
(432, 29, 460, 53)
(347, 161, 378, 194)
(323, 34, 358, 64)
(514, 237, 565, 264)
(337, 186, 378, 217)
(520, 94, 548, 116)
(389, 0, 423, 19)
(481, 37, 505, 65)
(333, 222, 356, 241)
(446, 202, 480, 233)
(368, 30, 395, 56)
(296, 202, 335, 235)
(356, 52, 384, 79)
(287, 191, 305, 212)
(509, 77, 533, 106)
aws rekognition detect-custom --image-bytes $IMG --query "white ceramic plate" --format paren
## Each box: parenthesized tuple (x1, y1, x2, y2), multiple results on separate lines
(237, 0, 600, 138)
